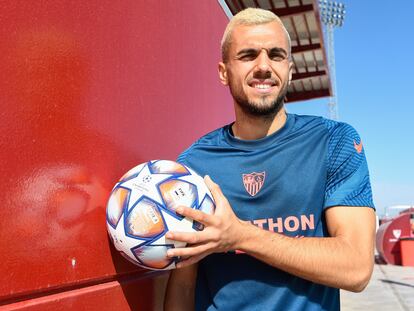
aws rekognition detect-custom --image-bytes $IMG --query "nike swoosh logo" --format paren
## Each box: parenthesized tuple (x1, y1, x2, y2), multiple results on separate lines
(354, 140, 363, 154)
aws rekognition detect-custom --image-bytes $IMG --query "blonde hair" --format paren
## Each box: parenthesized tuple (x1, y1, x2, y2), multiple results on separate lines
(221, 8, 291, 62)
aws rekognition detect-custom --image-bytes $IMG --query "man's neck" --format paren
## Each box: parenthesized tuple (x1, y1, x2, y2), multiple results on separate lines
(231, 105, 287, 140)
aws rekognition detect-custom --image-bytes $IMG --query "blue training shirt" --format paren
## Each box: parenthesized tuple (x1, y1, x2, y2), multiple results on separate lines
(177, 113, 375, 311)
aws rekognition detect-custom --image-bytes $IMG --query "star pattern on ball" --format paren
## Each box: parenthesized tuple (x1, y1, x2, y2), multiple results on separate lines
(118, 163, 173, 213)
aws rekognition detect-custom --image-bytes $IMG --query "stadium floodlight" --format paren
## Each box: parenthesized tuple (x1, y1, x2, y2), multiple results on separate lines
(320, 1, 345, 27)
(319, 0, 346, 120)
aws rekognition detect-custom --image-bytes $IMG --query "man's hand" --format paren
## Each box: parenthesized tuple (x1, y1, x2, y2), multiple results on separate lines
(165, 175, 245, 268)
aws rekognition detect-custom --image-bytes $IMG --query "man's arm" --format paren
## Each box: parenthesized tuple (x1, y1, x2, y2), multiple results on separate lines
(166, 176, 376, 292)
(236, 205, 375, 292)
(164, 264, 198, 311)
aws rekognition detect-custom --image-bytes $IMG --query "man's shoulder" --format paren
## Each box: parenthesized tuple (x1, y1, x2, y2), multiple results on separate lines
(189, 124, 231, 149)
(319, 117, 367, 174)
(196, 125, 228, 146)
(292, 114, 359, 137)
(289, 113, 327, 132)
(177, 124, 229, 164)
(319, 117, 362, 143)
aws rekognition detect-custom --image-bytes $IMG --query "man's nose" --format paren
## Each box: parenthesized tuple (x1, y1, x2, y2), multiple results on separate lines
(255, 49, 271, 72)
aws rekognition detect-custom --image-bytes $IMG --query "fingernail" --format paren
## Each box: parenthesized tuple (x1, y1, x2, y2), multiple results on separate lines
(167, 250, 173, 257)
(165, 232, 172, 239)
(176, 207, 183, 214)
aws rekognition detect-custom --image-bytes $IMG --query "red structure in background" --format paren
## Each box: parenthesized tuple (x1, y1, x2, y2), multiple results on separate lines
(0, 1, 233, 309)
(376, 212, 414, 266)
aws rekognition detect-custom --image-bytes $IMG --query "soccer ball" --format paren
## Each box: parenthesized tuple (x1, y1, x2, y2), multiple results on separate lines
(106, 160, 215, 270)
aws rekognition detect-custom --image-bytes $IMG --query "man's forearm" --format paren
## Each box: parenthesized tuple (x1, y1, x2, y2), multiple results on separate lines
(164, 265, 197, 311)
(237, 221, 374, 292)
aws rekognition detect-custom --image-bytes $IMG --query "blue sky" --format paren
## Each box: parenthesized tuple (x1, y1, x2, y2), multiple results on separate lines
(287, 1, 414, 216)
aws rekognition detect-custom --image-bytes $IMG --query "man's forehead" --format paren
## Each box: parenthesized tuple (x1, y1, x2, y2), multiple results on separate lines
(231, 22, 289, 49)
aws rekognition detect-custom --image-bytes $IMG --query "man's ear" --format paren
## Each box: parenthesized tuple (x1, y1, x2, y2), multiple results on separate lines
(218, 62, 228, 86)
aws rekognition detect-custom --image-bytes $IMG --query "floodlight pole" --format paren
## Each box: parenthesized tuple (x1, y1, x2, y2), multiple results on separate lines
(319, 0, 345, 121)
(326, 24, 338, 120)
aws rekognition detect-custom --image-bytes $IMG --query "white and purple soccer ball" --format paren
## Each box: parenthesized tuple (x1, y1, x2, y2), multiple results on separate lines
(106, 160, 215, 270)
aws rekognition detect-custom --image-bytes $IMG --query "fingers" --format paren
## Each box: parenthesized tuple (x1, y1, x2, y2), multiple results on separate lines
(176, 254, 207, 268)
(204, 175, 225, 203)
(175, 205, 215, 226)
(165, 232, 212, 268)
(166, 230, 202, 245)
(167, 243, 210, 259)
(166, 225, 219, 246)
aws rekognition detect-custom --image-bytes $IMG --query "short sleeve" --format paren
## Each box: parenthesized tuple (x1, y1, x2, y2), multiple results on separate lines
(324, 121, 375, 209)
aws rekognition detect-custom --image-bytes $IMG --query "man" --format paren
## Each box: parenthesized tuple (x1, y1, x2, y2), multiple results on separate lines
(164, 8, 375, 311)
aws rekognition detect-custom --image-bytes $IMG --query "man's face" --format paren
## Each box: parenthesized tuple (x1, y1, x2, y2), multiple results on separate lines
(219, 21, 293, 117)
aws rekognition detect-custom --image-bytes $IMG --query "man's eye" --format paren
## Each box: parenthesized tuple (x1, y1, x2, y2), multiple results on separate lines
(239, 54, 256, 61)
(270, 54, 286, 62)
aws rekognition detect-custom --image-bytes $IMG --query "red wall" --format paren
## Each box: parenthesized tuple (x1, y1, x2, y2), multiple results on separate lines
(0, 1, 233, 309)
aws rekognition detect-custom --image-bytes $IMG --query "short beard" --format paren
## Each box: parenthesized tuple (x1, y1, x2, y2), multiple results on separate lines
(230, 83, 288, 118)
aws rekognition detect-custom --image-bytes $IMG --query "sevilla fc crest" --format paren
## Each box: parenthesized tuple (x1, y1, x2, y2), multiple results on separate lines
(242, 172, 265, 197)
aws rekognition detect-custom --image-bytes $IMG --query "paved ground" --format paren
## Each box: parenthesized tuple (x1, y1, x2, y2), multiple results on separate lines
(157, 263, 414, 311)
(341, 264, 414, 310)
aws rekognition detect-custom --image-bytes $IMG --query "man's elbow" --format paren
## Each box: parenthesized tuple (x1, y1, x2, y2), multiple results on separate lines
(344, 263, 374, 292)
(347, 275, 371, 293)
